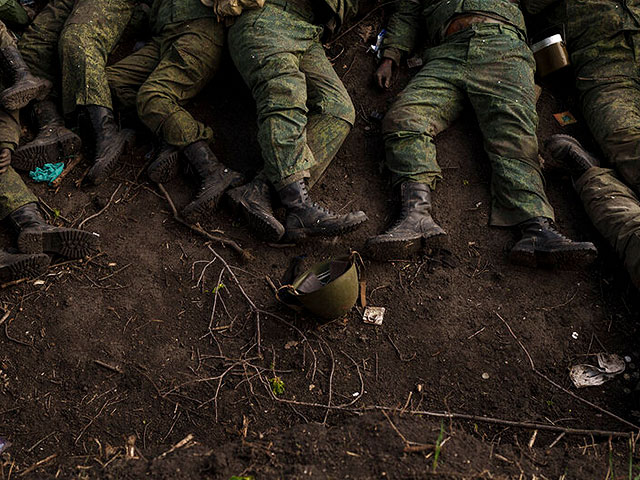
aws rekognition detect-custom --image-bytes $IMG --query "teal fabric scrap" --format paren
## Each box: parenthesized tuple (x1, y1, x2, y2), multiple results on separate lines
(29, 162, 64, 186)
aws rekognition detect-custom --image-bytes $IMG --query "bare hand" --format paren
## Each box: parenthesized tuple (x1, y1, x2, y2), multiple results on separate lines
(0, 148, 10, 174)
(375, 58, 395, 89)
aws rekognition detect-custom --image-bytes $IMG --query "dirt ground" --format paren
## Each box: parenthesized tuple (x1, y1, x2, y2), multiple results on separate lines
(1, 3, 640, 479)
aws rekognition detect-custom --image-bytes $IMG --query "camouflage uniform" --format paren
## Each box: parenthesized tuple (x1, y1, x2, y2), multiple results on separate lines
(107, 0, 223, 148)
(18, 0, 137, 116)
(381, 0, 554, 227)
(228, 0, 357, 189)
(0, 0, 29, 27)
(0, 21, 37, 219)
(575, 167, 640, 289)
(525, 0, 640, 192)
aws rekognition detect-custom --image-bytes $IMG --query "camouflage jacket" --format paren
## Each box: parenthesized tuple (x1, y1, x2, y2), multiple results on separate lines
(522, 0, 640, 52)
(323, 0, 359, 30)
(382, 0, 527, 64)
(151, 0, 216, 31)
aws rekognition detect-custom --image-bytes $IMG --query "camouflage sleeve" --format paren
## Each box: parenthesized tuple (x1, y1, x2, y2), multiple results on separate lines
(520, 0, 559, 15)
(381, 0, 422, 65)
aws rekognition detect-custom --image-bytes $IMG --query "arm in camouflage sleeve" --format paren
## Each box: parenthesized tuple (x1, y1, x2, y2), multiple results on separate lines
(520, 0, 559, 15)
(381, 0, 422, 65)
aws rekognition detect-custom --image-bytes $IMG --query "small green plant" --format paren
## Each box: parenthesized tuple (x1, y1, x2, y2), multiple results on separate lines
(53, 208, 61, 219)
(229, 476, 254, 480)
(269, 376, 285, 396)
(211, 283, 225, 294)
(462, 179, 469, 186)
(432, 421, 445, 473)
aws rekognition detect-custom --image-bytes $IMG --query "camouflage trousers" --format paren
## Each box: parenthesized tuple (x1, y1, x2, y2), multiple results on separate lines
(107, 18, 224, 148)
(575, 167, 640, 290)
(0, 19, 15, 47)
(383, 23, 554, 227)
(0, 0, 29, 26)
(19, 0, 135, 116)
(0, 166, 37, 220)
(573, 32, 640, 193)
(228, 1, 355, 189)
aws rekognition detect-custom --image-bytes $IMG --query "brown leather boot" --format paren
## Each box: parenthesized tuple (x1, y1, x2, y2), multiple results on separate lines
(9, 202, 100, 258)
(0, 250, 50, 283)
(278, 179, 367, 242)
(366, 181, 447, 260)
(181, 140, 243, 223)
(0, 46, 51, 111)
(12, 99, 81, 171)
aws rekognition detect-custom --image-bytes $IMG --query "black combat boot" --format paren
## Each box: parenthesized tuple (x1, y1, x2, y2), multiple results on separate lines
(226, 177, 285, 242)
(366, 181, 447, 260)
(147, 143, 179, 184)
(0, 250, 50, 283)
(278, 179, 368, 241)
(12, 99, 82, 171)
(510, 216, 598, 268)
(545, 134, 600, 177)
(84, 105, 135, 185)
(9, 202, 100, 258)
(181, 140, 243, 223)
(0, 46, 51, 111)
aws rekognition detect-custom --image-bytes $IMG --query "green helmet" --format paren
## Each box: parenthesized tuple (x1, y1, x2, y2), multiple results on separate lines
(277, 253, 361, 320)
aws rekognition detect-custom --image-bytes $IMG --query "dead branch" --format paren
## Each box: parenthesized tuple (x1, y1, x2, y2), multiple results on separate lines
(18, 453, 57, 477)
(51, 154, 83, 188)
(157, 183, 251, 262)
(78, 183, 122, 229)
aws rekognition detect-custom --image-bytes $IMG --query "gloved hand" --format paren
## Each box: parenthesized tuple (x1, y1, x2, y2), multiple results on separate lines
(375, 58, 395, 89)
(0, 148, 11, 174)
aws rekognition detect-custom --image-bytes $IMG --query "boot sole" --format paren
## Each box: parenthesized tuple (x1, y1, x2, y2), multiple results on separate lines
(148, 149, 180, 184)
(13, 130, 82, 172)
(86, 129, 135, 185)
(182, 190, 223, 224)
(226, 190, 284, 242)
(18, 229, 100, 259)
(509, 245, 598, 270)
(0, 78, 52, 111)
(366, 232, 448, 261)
(285, 215, 368, 242)
(0, 253, 50, 283)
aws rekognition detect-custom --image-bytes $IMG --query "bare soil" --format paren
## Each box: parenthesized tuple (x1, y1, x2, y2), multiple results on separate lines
(1, 4, 639, 479)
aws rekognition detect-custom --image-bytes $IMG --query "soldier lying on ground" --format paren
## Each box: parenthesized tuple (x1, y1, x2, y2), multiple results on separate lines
(224, 0, 368, 243)
(365, 0, 597, 268)
(521, 0, 640, 284)
(0, 27, 99, 282)
(12, 0, 140, 185)
(546, 136, 640, 289)
(107, 0, 243, 224)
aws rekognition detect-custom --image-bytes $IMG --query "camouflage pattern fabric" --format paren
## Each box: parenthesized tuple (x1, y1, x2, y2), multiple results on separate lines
(573, 33, 640, 193)
(0, 102, 20, 151)
(228, 0, 355, 189)
(382, 0, 527, 64)
(0, 19, 15, 49)
(19, 0, 136, 115)
(575, 167, 640, 290)
(150, 0, 215, 33)
(0, 0, 29, 27)
(383, 24, 554, 227)
(107, 16, 224, 147)
(0, 166, 37, 220)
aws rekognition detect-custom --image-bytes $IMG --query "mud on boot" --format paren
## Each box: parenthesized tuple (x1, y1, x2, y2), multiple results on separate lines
(226, 177, 284, 242)
(544, 134, 600, 176)
(12, 100, 82, 171)
(366, 181, 447, 260)
(0, 251, 50, 283)
(181, 140, 243, 223)
(0, 46, 51, 111)
(85, 105, 135, 185)
(9, 203, 100, 259)
(278, 179, 368, 242)
(509, 216, 598, 269)
(147, 143, 180, 184)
